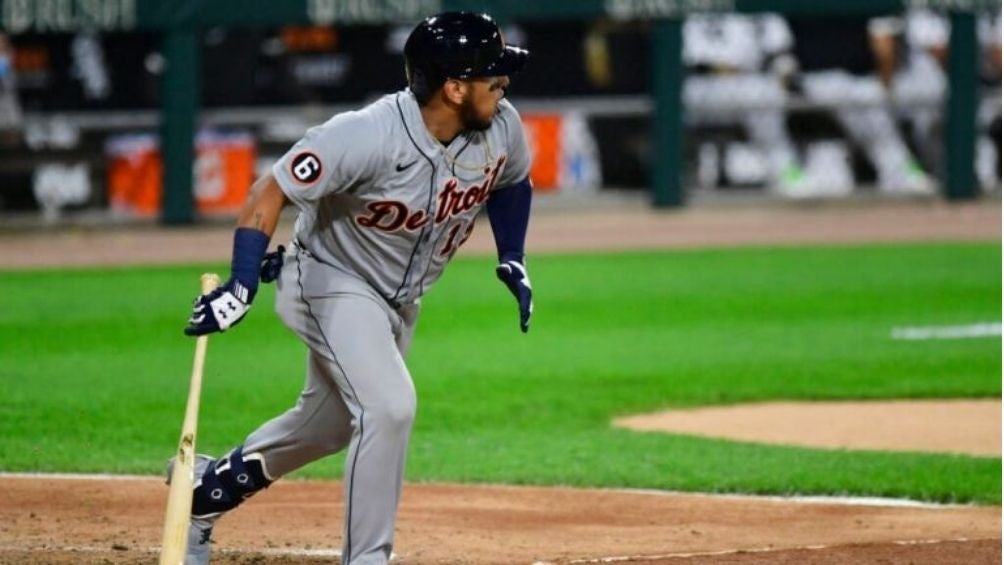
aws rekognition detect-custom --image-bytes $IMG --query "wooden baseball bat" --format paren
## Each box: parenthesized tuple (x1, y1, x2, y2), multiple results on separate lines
(159, 272, 221, 565)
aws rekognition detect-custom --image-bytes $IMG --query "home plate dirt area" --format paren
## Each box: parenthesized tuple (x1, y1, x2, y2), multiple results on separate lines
(0, 476, 1000, 564)
(1, 200, 1000, 563)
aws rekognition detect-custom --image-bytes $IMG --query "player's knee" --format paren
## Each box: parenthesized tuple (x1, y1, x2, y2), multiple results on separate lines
(192, 445, 275, 518)
(368, 393, 416, 432)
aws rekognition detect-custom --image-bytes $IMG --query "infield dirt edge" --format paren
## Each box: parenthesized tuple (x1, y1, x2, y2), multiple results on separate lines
(613, 398, 1002, 457)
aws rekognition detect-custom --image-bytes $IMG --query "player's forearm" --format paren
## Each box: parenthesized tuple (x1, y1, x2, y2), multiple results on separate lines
(226, 174, 289, 295)
(486, 176, 532, 263)
(868, 32, 898, 89)
(488, 176, 534, 333)
(184, 175, 289, 335)
(236, 174, 289, 238)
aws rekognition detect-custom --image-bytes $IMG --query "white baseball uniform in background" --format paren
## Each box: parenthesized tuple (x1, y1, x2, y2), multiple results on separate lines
(683, 14, 805, 195)
(794, 16, 935, 195)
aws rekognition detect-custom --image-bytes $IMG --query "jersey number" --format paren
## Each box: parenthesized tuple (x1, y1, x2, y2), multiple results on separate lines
(439, 220, 475, 259)
(291, 152, 322, 184)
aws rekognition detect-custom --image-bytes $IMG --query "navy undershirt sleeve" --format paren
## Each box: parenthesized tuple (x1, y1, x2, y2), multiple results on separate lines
(486, 176, 532, 264)
(231, 227, 270, 295)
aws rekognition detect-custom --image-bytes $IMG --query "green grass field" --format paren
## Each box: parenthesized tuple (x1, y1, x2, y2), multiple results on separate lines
(0, 242, 1000, 503)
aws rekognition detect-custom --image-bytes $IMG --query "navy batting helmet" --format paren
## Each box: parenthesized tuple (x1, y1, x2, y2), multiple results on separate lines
(404, 12, 529, 103)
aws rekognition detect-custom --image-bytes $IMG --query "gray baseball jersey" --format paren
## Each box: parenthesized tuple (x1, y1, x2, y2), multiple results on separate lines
(238, 89, 530, 564)
(272, 90, 531, 306)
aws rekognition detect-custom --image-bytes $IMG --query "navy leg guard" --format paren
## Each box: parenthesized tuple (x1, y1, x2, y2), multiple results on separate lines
(192, 445, 274, 518)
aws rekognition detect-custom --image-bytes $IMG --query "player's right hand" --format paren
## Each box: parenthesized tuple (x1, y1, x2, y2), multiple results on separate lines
(495, 260, 533, 333)
(184, 277, 254, 336)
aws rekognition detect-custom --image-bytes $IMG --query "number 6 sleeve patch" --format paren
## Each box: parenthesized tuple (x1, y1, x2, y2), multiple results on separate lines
(290, 152, 323, 184)
(272, 109, 382, 205)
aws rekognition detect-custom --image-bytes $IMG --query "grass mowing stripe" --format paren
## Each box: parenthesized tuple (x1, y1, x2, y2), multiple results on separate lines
(0, 243, 999, 503)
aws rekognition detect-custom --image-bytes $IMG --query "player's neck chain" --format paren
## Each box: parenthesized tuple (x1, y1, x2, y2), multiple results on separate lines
(427, 130, 495, 173)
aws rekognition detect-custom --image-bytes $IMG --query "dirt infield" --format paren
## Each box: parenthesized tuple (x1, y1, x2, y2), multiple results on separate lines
(615, 399, 1003, 456)
(1, 476, 1000, 564)
(1, 198, 1000, 563)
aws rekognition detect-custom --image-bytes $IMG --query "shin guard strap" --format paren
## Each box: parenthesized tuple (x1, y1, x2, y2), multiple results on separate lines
(192, 445, 274, 517)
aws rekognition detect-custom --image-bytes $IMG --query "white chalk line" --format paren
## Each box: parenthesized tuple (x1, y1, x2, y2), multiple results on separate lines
(891, 322, 1001, 340)
(0, 472, 973, 509)
(531, 537, 992, 564)
(457, 482, 973, 509)
(599, 488, 966, 509)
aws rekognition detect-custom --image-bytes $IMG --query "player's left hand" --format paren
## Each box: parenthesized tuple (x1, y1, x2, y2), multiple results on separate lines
(495, 260, 533, 333)
(184, 277, 254, 336)
(259, 245, 286, 284)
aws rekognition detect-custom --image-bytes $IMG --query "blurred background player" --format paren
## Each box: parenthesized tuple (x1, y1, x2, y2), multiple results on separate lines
(682, 13, 808, 197)
(787, 14, 935, 196)
(885, 8, 1001, 192)
(975, 9, 1001, 192)
(884, 9, 949, 170)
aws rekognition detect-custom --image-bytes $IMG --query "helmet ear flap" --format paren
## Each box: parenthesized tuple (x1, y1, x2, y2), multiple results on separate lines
(409, 66, 430, 103)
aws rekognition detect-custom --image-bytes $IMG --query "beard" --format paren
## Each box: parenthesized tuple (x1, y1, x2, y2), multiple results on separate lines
(459, 94, 493, 132)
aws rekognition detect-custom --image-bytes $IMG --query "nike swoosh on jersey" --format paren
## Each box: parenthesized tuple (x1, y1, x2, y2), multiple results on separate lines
(396, 160, 419, 172)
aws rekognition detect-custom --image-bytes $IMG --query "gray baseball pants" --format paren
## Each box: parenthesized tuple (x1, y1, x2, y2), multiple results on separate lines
(242, 245, 419, 565)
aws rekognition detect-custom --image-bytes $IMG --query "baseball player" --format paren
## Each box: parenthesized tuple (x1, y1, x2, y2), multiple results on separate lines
(682, 13, 806, 196)
(787, 15, 934, 195)
(170, 12, 533, 564)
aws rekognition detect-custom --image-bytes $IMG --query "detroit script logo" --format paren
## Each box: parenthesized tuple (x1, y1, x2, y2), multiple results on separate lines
(355, 155, 507, 233)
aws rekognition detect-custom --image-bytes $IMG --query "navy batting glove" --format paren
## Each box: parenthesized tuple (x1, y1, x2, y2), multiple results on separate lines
(184, 277, 254, 336)
(259, 245, 285, 284)
(495, 260, 533, 333)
